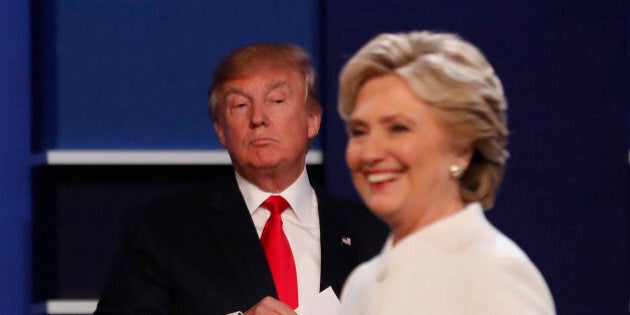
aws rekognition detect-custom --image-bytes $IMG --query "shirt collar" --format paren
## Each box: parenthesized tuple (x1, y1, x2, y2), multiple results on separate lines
(235, 168, 315, 224)
(375, 202, 484, 281)
(384, 202, 485, 256)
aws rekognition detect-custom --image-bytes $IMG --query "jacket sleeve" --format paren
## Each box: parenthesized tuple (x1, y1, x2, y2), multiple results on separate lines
(94, 209, 170, 315)
(466, 253, 556, 315)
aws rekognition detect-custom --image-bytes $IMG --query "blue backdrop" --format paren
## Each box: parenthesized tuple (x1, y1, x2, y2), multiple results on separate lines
(1, 1, 31, 314)
(34, 0, 321, 150)
(322, 1, 628, 314)
(1, 0, 628, 314)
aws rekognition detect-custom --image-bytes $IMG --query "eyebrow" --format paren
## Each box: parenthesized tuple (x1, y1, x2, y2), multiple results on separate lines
(223, 79, 290, 98)
(267, 79, 288, 91)
(380, 114, 413, 123)
(223, 86, 248, 98)
(349, 113, 410, 124)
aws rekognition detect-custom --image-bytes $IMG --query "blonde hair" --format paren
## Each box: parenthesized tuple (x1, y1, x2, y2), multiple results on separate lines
(209, 43, 320, 122)
(339, 31, 509, 209)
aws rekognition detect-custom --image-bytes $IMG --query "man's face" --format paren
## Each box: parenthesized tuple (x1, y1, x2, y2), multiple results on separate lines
(213, 65, 321, 182)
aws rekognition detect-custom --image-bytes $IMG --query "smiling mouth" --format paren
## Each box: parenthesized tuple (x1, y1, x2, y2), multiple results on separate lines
(366, 172, 402, 184)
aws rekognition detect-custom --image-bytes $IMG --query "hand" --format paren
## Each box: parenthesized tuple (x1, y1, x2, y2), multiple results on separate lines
(243, 296, 297, 315)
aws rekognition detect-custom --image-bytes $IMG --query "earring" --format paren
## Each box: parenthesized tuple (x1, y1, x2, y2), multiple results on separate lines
(448, 165, 464, 178)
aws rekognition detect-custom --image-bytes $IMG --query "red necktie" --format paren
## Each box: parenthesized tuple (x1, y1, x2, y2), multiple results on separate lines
(260, 195, 298, 309)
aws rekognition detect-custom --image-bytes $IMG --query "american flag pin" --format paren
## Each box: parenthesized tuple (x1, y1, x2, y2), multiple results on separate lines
(341, 236, 352, 246)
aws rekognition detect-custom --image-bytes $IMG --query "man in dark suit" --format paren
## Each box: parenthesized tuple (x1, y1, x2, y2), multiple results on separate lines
(94, 43, 387, 315)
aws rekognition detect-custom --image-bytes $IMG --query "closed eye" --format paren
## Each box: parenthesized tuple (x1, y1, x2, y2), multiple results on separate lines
(229, 103, 248, 111)
(391, 124, 409, 133)
(227, 102, 249, 114)
(348, 127, 367, 138)
(268, 89, 288, 105)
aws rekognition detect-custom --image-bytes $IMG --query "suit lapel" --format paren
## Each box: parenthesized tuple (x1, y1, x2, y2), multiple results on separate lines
(316, 189, 357, 296)
(205, 173, 276, 307)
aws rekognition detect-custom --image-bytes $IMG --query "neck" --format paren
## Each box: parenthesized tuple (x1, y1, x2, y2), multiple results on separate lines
(392, 196, 465, 245)
(237, 164, 304, 193)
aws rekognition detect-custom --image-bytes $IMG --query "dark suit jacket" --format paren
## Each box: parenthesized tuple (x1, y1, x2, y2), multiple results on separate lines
(94, 171, 387, 315)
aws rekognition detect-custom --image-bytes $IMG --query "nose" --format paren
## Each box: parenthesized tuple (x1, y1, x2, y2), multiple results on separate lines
(249, 102, 269, 128)
(351, 131, 386, 168)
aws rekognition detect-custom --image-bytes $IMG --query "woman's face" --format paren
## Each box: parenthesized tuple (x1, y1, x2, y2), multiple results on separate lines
(346, 74, 468, 240)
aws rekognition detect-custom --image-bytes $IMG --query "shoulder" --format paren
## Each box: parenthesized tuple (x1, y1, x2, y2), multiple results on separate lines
(315, 189, 388, 263)
(123, 171, 240, 237)
(315, 189, 385, 227)
(126, 185, 210, 226)
(340, 255, 381, 303)
(316, 190, 388, 239)
(467, 229, 556, 314)
(132, 170, 237, 216)
(345, 255, 380, 286)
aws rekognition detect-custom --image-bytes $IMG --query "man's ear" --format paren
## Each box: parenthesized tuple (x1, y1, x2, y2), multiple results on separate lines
(307, 108, 322, 139)
(213, 119, 227, 148)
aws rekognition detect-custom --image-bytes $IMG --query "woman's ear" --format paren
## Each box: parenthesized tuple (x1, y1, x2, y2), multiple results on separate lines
(454, 144, 474, 171)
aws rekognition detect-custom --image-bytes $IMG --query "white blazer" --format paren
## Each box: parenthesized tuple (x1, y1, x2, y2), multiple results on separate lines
(340, 203, 555, 315)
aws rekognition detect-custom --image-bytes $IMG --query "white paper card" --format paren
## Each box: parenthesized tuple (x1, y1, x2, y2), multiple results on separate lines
(295, 286, 340, 315)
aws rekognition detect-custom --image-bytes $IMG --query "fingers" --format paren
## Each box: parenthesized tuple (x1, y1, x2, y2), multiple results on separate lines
(243, 296, 297, 315)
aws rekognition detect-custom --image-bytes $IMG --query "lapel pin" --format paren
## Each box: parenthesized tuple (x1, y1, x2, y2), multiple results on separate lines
(341, 236, 352, 246)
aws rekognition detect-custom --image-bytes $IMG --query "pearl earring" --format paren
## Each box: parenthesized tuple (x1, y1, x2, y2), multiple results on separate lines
(449, 165, 464, 178)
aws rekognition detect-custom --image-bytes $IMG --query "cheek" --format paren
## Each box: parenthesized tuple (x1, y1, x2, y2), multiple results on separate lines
(401, 140, 432, 161)
(345, 144, 368, 190)
(222, 122, 248, 145)
(345, 143, 360, 170)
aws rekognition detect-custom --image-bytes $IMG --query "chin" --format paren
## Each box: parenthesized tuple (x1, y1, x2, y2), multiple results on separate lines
(364, 199, 396, 220)
(248, 155, 282, 168)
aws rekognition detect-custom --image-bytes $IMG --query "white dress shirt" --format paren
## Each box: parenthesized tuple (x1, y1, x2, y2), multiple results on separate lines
(340, 203, 555, 315)
(235, 168, 321, 306)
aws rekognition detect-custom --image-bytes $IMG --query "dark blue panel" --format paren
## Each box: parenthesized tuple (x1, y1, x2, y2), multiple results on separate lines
(0, 1, 32, 314)
(627, 0, 630, 150)
(323, 0, 628, 313)
(46, 0, 320, 149)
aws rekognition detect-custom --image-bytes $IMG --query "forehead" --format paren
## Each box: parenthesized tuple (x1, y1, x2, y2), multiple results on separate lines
(221, 65, 303, 95)
(352, 75, 430, 118)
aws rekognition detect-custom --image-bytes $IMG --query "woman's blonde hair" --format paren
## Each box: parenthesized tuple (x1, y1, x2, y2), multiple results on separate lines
(339, 31, 509, 209)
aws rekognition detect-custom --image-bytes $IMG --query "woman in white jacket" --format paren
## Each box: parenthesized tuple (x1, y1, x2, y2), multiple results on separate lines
(337, 31, 555, 315)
